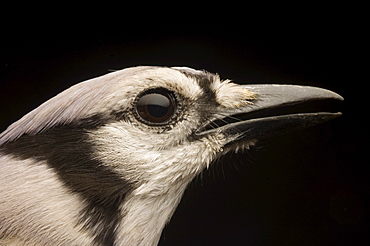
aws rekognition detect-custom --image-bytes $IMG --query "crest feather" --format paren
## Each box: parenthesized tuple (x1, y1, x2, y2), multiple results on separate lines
(0, 67, 157, 145)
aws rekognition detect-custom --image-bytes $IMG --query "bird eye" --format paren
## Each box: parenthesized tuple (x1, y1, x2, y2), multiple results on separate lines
(135, 88, 177, 125)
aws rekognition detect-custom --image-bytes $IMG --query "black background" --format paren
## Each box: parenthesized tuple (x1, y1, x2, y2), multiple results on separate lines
(1, 9, 368, 246)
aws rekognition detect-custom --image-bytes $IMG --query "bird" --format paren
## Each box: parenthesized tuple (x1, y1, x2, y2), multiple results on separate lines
(0, 66, 343, 246)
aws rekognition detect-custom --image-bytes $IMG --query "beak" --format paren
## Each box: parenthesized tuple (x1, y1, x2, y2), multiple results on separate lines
(196, 84, 343, 143)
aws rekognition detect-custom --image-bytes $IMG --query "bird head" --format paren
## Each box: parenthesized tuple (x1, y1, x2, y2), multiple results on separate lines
(0, 66, 343, 245)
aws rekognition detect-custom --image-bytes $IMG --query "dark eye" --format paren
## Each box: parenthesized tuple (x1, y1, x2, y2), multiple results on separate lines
(135, 88, 177, 125)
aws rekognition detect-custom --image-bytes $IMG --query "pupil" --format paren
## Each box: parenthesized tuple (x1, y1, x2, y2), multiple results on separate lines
(145, 94, 169, 118)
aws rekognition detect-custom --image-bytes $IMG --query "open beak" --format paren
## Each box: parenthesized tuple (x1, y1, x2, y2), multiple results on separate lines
(196, 84, 343, 143)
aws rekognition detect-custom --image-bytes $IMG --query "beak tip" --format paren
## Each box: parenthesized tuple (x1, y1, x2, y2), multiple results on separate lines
(325, 89, 344, 101)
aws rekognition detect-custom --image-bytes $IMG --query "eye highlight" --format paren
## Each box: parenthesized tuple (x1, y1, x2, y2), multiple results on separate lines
(134, 88, 177, 125)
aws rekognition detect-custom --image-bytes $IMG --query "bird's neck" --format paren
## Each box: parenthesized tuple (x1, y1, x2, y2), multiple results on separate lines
(115, 186, 186, 246)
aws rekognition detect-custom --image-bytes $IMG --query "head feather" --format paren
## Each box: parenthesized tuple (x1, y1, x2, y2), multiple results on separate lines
(0, 67, 158, 145)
